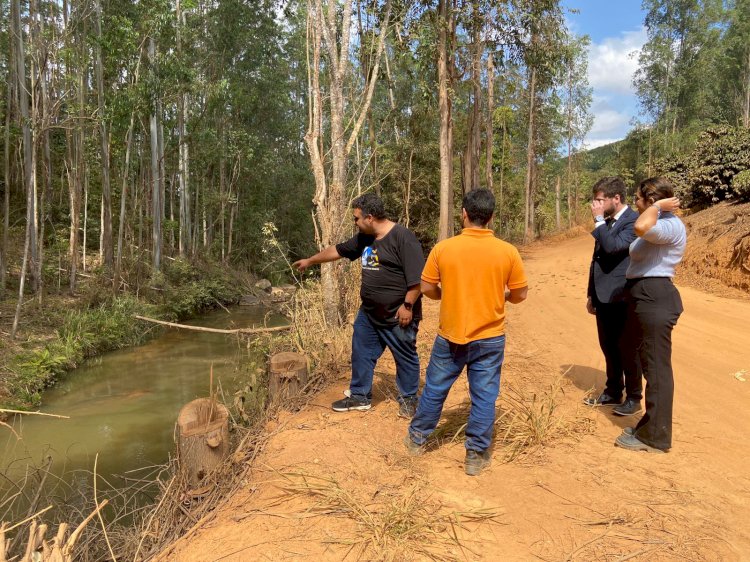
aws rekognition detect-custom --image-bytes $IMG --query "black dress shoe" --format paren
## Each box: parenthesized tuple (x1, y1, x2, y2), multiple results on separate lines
(583, 393, 622, 406)
(612, 398, 642, 416)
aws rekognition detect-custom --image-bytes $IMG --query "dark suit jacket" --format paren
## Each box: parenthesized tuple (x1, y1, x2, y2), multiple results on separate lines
(587, 206, 638, 304)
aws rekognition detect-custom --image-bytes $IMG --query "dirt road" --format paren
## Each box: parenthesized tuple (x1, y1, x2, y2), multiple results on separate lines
(166, 234, 750, 561)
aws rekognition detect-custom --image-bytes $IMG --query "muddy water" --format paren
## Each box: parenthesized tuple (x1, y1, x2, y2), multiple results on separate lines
(0, 305, 286, 484)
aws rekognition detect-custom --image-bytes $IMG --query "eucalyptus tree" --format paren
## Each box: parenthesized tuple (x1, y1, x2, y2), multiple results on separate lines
(305, 0, 393, 324)
(512, 0, 566, 242)
(717, 0, 750, 127)
(635, 0, 724, 153)
(562, 33, 593, 225)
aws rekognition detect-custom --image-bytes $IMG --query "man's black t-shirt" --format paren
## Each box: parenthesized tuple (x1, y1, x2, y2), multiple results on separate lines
(336, 224, 424, 328)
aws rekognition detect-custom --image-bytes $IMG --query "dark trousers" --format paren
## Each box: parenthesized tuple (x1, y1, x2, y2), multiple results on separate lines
(593, 297, 642, 400)
(626, 278, 683, 450)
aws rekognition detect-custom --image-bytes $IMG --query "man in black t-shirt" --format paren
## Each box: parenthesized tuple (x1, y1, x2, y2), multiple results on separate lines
(293, 193, 424, 417)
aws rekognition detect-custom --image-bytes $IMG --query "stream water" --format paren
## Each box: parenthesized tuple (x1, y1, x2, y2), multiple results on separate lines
(0, 305, 286, 493)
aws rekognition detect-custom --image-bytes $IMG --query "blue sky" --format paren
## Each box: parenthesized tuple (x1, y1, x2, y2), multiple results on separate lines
(562, 0, 648, 148)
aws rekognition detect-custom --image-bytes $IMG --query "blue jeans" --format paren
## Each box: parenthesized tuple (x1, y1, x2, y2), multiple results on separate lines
(350, 310, 420, 403)
(409, 334, 505, 452)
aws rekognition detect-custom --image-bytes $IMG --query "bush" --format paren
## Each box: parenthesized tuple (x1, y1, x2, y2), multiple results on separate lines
(660, 126, 750, 206)
(732, 169, 750, 198)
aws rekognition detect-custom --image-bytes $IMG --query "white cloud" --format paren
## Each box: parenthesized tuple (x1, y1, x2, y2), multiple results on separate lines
(589, 107, 629, 137)
(583, 137, 622, 150)
(587, 28, 646, 95)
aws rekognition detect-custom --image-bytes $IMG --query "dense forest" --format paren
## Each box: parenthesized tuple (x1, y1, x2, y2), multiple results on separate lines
(0, 0, 748, 324)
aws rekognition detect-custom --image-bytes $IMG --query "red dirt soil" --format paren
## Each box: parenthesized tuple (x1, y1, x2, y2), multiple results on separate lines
(163, 233, 750, 561)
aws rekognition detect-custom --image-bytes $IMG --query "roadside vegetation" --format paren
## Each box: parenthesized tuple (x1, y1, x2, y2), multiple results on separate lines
(0, 257, 244, 410)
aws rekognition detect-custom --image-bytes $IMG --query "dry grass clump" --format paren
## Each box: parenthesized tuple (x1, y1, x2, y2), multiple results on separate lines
(432, 377, 594, 462)
(495, 377, 594, 461)
(271, 470, 503, 562)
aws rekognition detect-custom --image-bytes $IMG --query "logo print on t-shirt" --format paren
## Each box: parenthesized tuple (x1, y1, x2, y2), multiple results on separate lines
(361, 246, 379, 270)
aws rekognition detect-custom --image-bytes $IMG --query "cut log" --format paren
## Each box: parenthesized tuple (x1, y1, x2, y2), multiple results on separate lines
(269, 352, 308, 403)
(176, 398, 230, 489)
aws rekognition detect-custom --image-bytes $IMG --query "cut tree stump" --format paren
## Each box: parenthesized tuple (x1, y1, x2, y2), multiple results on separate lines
(176, 398, 230, 490)
(269, 352, 308, 403)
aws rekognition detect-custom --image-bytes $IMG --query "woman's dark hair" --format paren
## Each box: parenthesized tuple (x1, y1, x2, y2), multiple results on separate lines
(351, 192, 386, 219)
(592, 176, 627, 201)
(463, 188, 495, 226)
(638, 177, 674, 204)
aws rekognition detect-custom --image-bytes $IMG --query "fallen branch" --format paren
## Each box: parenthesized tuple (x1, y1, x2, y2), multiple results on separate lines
(0, 409, 70, 419)
(133, 315, 291, 335)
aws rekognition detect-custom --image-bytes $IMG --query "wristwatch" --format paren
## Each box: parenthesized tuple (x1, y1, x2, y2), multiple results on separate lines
(402, 302, 413, 311)
(594, 215, 605, 222)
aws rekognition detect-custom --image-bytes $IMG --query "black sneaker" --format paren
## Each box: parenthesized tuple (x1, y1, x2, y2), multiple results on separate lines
(612, 399, 642, 417)
(332, 396, 372, 412)
(465, 449, 491, 476)
(398, 398, 418, 419)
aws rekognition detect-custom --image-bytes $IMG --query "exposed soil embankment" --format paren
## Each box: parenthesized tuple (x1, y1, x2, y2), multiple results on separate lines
(677, 200, 750, 297)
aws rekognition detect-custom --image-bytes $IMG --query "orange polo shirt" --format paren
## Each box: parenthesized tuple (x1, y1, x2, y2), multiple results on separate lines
(421, 228, 527, 344)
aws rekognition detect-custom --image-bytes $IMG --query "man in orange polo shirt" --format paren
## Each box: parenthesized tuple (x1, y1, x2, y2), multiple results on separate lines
(405, 188, 528, 476)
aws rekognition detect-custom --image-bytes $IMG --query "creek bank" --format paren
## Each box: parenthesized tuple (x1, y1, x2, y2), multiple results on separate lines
(0, 260, 295, 411)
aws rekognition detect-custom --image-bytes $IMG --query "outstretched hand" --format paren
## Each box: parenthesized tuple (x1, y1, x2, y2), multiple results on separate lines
(292, 258, 311, 272)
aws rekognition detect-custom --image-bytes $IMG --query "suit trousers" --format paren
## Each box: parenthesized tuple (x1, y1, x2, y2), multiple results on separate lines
(593, 296, 642, 400)
(626, 277, 683, 451)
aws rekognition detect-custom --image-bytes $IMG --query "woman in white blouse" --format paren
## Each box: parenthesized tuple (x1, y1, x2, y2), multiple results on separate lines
(615, 177, 686, 454)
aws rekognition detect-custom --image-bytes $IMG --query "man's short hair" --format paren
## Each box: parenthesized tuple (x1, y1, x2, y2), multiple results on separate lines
(463, 189, 495, 226)
(592, 176, 627, 201)
(351, 193, 386, 219)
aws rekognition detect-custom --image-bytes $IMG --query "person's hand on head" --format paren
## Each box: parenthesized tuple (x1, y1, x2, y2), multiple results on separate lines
(654, 197, 680, 214)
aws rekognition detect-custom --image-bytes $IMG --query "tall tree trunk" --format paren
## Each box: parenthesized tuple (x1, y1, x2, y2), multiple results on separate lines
(437, 0, 454, 240)
(177, 0, 191, 257)
(305, 0, 392, 325)
(1, 40, 13, 297)
(149, 37, 162, 271)
(744, 49, 750, 128)
(115, 112, 136, 286)
(499, 118, 505, 213)
(485, 51, 494, 193)
(566, 65, 574, 226)
(524, 67, 536, 243)
(555, 175, 561, 230)
(83, 173, 88, 271)
(94, 0, 112, 271)
(220, 153, 226, 262)
(34, 0, 52, 301)
(13, 0, 38, 293)
(464, 0, 481, 193)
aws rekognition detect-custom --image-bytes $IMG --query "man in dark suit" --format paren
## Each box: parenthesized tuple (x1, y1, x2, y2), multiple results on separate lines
(584, 177, 642, 416)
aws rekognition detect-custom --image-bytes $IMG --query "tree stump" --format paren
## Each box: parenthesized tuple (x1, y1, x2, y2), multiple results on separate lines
(269, 352, 308, 403)
(176, 398, 230, 490)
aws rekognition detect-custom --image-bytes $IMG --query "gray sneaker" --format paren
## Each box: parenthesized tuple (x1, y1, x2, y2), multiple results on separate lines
(612, 399, 642, 417)
(465, 449, 491, 476)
